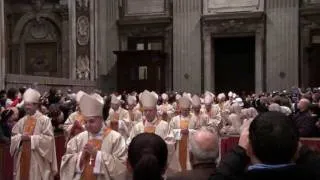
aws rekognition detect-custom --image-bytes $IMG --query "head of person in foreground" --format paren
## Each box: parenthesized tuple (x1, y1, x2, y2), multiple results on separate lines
(127, 133, 168, 180)
(246, 111, 299, 165)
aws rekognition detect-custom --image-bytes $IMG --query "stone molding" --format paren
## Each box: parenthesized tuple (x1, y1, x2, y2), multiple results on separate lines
(120, 0, 171, 17)
(202, 11, 265, 92)
(299, 2, 320, 88)
(204, 0, 264, 15)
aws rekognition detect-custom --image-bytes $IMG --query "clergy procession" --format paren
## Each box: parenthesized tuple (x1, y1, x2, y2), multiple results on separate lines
(1, 87, 320, 180)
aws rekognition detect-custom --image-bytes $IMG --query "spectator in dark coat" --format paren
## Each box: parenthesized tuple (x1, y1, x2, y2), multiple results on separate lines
(293, 98, 317, 137)
(167, 127, 218, 180)
(0, 108, 19, 143)
(209, 112, 320, 180)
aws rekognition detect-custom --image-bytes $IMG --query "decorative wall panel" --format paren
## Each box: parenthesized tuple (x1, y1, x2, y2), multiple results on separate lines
(204, 0, 264, 14)
(127, 0, 165, 15)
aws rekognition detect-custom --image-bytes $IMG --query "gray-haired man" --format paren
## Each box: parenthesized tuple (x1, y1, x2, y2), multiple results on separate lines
(167, 127, 219, 180)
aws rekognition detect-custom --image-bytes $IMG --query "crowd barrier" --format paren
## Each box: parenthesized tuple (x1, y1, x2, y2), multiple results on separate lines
(1, 135, 320, 180)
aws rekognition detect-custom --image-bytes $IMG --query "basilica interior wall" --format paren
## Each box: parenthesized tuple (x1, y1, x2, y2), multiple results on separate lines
(1, 0, 320, 93)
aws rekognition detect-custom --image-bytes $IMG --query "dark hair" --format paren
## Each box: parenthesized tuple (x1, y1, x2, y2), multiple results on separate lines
(0, 109, 14, 124)
(7, 88, 18, 100)
(19, 87, 27, 95)
(249, 112, 299, 164)
(128, 133, 168, 180)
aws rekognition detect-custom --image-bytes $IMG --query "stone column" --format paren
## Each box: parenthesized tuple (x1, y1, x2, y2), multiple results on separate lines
(255, 26, 264, 92)
(0, 0, 5, 90)
(172, 0, 202, 93)
(203, 31, 213, 91)
(68, 0, 77, 80)
(60, 6, 70, 78)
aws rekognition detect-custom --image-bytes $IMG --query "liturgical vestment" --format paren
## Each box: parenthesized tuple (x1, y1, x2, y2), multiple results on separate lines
(126, 118, 181, 173)
(60, 127, 127, 180)
(169, 114, 197, 171)
(10, 111, 58, 180)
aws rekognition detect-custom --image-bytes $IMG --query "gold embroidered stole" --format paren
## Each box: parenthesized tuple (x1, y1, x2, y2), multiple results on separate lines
(143, 118, 159, 134)
(20, 116, 37, 180)
(179, 117, 189, 171)
(129, 111, 134, 122)
(110, 112, 119, 131)
(81, 128, 112, 180)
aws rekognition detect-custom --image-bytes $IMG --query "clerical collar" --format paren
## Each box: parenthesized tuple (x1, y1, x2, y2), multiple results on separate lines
(29, 110, 41, 118)
(144, 117, 158, 125)
(88, 124, 105, 139)
(113, 108, 121, 113)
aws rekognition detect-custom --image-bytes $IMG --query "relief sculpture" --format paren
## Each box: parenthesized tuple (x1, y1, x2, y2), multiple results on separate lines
(77, 16, 90, 46)
(76, 55, 90, 80)
(76, 0, 89, 9)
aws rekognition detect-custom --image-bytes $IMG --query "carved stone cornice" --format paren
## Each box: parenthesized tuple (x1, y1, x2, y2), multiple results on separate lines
(202, 11, 264, 24)
(117, 16, 172, 26)
(53, 4, 69, 20)
(202, 11, 265, 34)
(118, 23, 172, 37)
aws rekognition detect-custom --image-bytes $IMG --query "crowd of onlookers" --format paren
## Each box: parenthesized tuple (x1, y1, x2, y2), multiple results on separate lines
(1, 86, 320, 144)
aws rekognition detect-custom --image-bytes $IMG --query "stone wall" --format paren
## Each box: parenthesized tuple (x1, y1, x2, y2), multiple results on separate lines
(265, 0, 299, 91)
(204, 0, 264, 14)
(173, 0, 202, 93)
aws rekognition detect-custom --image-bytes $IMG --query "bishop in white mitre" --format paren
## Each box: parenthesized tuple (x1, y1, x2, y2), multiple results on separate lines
(60, 93, 126, 180)
(106, 95, 130, 139)
(158, 93, 174, 122)
(191, 95, 212, 129)
(169, 97, 197, 171)
(201, 93, 222, 128)
(10, 88, 58, 180)
(127, 91, 181, 173)
(63, 90, 86, 144)
(127, 95, 142, 131)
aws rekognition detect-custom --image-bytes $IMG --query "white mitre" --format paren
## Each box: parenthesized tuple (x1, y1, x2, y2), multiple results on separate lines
(161, 93, 168, 100)
(217, 93, 226, 100)
(151, 91, 159, 100)
(191, 95, 201, 107)
(179, 97, 191, 109)
(76, 90, 85, 103)
(204, 94, 213, 105)
(141, 92, 157, 108)
(80, 93, 104, 117)
(127, 95, 137, 105)
(23, 88, 41, 103)
(176, 94, 182, 101)
(139, 90, 150, 104)
(111, 94, 121, 104)
(91, 93, 105, 105)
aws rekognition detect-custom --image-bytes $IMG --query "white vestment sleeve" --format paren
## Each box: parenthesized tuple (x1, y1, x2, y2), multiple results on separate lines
(76, 152, 84, 173)
(172, 129, 181, 140)
(93, 151, 102, 174)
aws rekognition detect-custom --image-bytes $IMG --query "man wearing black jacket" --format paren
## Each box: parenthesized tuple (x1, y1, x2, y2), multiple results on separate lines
(210, 112, 320, 180)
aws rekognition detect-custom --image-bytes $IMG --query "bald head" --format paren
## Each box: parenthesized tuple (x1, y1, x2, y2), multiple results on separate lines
(298, 98, 310, 112)
(189, 128, 219, 164)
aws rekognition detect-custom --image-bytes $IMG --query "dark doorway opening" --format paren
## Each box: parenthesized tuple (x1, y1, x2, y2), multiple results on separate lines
(308, 44, 320, 87)
(114, 37, 166, 93)
(214, 36, 255, 94)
